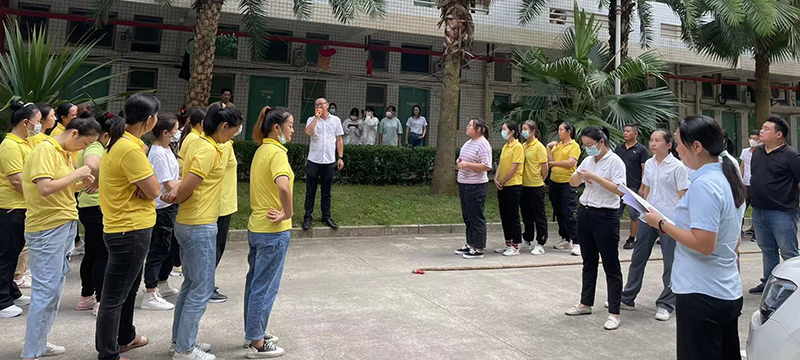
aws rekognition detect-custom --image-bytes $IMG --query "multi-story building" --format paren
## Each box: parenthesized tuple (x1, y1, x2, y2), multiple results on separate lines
(4, 0, 800, 153)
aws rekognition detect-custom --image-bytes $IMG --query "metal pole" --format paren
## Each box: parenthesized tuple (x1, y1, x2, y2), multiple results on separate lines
(614, 3, 621, 95)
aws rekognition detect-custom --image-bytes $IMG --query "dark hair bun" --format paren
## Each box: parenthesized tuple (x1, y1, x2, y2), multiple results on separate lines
(9, 99, 24, 111)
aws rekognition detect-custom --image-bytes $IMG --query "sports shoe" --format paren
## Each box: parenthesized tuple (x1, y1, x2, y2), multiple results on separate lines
(571, 244, 581, 256)
(141, 290, 175, 310)
(158, 281, 180, 297)
(462, 249, 485, 259)
(0, 304, 23, 318)
(14, 295, 30, 307)
(14, 276, 31, 289)
(623, 237, 635, 250)
(554, 239, 573, 250)
(604, 301, 635, 311)
(564, 305, 592, 316)
(169, 342, 212, 356)
(749, 283, 765, 294)
(76, 295, 96, 311)
(454, 245, 471, 255)
(246, 341, 285, 359)
(209, 287, 228, 303)
(494, 244, 510, 253)
(172, 347, 215, 360)
(93, 301, 100, 316)
(45, 342, 66, 356)
(502, 246, 520, 256)
(603, 315, 620, 330)
(243, 333, 280, 348)
(655, 308, 670, 321)
(530, 244, 545, 255)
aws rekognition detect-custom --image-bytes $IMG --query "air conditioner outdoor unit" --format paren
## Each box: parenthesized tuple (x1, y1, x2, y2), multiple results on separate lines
(744, 91, 752, 104)
(115, 29, 132, 53)
(291, 46, 307, 67)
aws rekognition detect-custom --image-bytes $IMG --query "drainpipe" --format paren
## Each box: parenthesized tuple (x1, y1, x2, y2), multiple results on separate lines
(614, 4, 621, 95)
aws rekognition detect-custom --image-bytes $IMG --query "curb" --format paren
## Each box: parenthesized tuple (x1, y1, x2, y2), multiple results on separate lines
(226, 218, 754, 241)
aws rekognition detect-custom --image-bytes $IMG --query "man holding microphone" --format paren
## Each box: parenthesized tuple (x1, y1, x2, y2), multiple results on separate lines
(303, 98, 344, 230)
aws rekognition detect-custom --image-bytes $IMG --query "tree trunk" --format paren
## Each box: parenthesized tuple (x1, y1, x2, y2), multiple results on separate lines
(754, 49, 771, 129)
(186, 0, 224, 107)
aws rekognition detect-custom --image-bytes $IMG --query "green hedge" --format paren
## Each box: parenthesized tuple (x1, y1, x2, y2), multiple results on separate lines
(232, 141, 502, 185)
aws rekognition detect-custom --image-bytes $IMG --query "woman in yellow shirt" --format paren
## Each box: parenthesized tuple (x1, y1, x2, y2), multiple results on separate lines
(547, 122, 582, 256)
(244, 106, 294, 358)
(49, 103, 77, 137)
(21, 116, 98, 360)
(96, 94, 161, 360)
(161, 103, 242, 359)
(177, 106, 207, 170)
(520, 121, 549, 255)
(494, 121, 525, 256)
(211, 135, 239, 303)
(0, 102, 40, 318)
(24, 103, 55, 148)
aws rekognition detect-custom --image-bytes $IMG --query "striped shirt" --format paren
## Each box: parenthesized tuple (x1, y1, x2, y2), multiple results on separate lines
(458, 137, 492, 184)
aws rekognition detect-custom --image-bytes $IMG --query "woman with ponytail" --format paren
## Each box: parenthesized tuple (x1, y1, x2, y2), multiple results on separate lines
(643, 115, 746, 358)
(0, 101, 40, 318)
(494, 120, 525, 256)
(519, 121, 549, 255)
(454, 118, 493, 259)
(96, 94, 161, 360)
(177, 106, 207, 169)
(21, 115, 99, 360)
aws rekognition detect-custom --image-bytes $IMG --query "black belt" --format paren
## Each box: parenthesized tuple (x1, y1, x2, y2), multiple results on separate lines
(581, 205, 618, 212)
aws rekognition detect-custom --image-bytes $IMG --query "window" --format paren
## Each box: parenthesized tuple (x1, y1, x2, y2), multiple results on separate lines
(702, 77, 714, 98)
(301, 80, 326, 122)
(305, 33, 329, 65)
(216, 24, 239, 59)
(401, 44, 431, 73)
(721, 81, 738, 100)
(366, 84, 387, 117)
(132, 16, 162, 53)
(493, 93, 511, 124)
(494, 53, 512, 82)
(369, 40, 389, 71)
(256, 30, 292, 62)
(549, 8, 568, 25)
(127, 68, 158, 92)
(661, 24, 681, 39)
(208, 74, 235, 104)
(18, 3, 49, 41)
(68, 9, 116, 47)
(413, 0, 435, 8)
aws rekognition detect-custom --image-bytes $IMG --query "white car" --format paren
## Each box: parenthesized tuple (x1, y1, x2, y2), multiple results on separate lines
(747, 257, 800, 359)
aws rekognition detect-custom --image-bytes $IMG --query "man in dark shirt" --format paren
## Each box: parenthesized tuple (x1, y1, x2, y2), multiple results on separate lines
(749, 116, 800, 294)
(615, 124, 649, 250)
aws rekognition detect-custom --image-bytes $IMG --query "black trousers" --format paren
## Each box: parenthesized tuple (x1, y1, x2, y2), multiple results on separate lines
(144, 205, 177, 289)
(215, 214, 231, 267)
(577, 206, 622, 314)
(0, 209, 25, 309)
(304, 160, 336, 220)
(458, 183, 488, 250)
(520, 186, 548, 245)
(676, 293, 743, 360)
(549, 182, 579, 244)
(96, 228, 151, 360)
(498, 185, 522, 244)
(78, 206, 108, 301)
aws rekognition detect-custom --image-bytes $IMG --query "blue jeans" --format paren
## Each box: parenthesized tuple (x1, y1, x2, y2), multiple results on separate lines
(753, 208, 800, 284)
(172, 223, 217, 353)
(23, 221, 77, 359)
(244, 231, 290, 341)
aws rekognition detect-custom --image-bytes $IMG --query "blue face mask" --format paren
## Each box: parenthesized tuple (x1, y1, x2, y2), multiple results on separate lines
(501, 130, 509, 140)
(585, 144, 600, 157)
(279, 134, 287, 144)
(521, 131, 530, 140)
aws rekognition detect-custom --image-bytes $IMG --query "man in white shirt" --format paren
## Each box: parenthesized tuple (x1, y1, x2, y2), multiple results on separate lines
(740, 130, 759, 240)
(303, 98, 344, 230)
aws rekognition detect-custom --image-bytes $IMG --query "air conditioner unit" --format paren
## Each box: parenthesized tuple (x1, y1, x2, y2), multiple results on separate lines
(771, 88, 787, 103)
(291, 45, 307, 67)
(115, 29, 132, 53)
(435, 58, 445, 72)
(744, 91, 752, 104)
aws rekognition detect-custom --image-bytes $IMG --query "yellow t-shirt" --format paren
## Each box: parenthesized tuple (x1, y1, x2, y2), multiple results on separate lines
(23, 137, 77, 232)
(178, 128, 203, 171)
(249, 138, 294, 233)
(218, 140, 238, 217)
(99, 132, 156, 233)
(49, 122, 65, 137)
(550, 139, 581, 183)
(0, 134, 33, 209)
(176, 135, 225, 225)
(498, 141, 525, 186)
(77, 142, 105, 208)
(27, 132, 49, 148)
(522, 139, 548, 187)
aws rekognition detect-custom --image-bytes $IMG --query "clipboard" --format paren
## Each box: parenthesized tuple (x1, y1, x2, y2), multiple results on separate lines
(617, 184, 675, 225)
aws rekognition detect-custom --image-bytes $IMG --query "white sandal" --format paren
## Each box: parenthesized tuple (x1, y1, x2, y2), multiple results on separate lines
(604, 315, 620, 330)
(565, 305, 592, 316)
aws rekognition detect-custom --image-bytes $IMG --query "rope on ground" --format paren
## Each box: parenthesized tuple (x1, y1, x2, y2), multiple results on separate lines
(411, 250, 763, 274)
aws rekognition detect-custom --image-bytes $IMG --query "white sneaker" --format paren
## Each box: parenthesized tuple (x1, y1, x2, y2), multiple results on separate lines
(571, 244, 581, 256)
(169, 342, 212, 356)
(243, 333, 280, 348)
(14, 295, 30, 306)
(140, 290, 175, 310)
(604, 315, 620, 330)
(655, 308, 671, 321)
(14, 276, 32, 289)
(158, 281, 179, 297)
(494, 244, 510, 253)
(530, 244, 545, 255)
(564, 305, 592, 316)
(0, 304, 23, 318)
(554, 239, 573, 250)
(173, 347, 215, 360)
(246, 340, 285, 359)
(502, 246, 520, 256)
(45, 342, 66, 356)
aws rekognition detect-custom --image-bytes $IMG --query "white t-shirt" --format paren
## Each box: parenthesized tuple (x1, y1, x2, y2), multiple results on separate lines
(641, 153, 690, 219)
(148, 145, 180, 209)
(740, 148, 753, 186)
(361, 116, 379, 145)
(406, 116, 428, 135)
(306, 114, 344, 164)
(575, 151, 627, 209)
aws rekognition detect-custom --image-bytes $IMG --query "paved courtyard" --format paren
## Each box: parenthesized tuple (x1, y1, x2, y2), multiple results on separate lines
(0, 231, 766, 360)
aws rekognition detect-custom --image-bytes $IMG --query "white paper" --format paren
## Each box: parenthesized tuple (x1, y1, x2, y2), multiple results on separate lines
(617, 184, 675, 225)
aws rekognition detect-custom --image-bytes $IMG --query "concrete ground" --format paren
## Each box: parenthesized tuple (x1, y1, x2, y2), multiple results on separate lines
(0, 231, 766, 360)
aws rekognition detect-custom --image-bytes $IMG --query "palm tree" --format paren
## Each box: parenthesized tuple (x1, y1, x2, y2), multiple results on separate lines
(91, 0, 386, 107)
(668, 0, 800, 127)
(500, 5, 678, 146)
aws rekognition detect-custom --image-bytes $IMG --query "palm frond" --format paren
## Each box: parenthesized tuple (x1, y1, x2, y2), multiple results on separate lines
(637, 0, 654, 48)
(293, 0, 313, 20)
(89, 0, 118, 25)
(741, 0, 778, 36)
(357, 0, 388, 19)
(609, 50, 668, 83)
(605, 87, 678, 129)
(705, 0, 746, 26)
(518, 0, 548, 26)
(329, 0, 358, 23)
(240, 0, 271, 61)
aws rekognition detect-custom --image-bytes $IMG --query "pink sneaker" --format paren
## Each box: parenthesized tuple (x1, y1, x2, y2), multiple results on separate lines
(76, 295, 97, 311)
(92, 302, 100, 316)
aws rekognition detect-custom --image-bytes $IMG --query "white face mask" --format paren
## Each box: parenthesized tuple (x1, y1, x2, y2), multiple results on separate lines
(386, 111, 393, 118)
(172, 129, 182, 142)
(234, 125, 243, 137)
(749, 139, 759, 147)
(350, 115, 357, 120)
(29, 122, 42, 135)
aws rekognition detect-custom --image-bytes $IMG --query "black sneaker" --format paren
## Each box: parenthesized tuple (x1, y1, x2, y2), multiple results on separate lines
(455, 246, 471, 255)
(302, 218, 312, 231)
(744, 228, 755, 236)
(462, 249, 485, 259)
(623, 237, 635, 250)
(210, 287, 228, 303)
(246, 340, 285, 359)
(749, 283, 765, 295)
